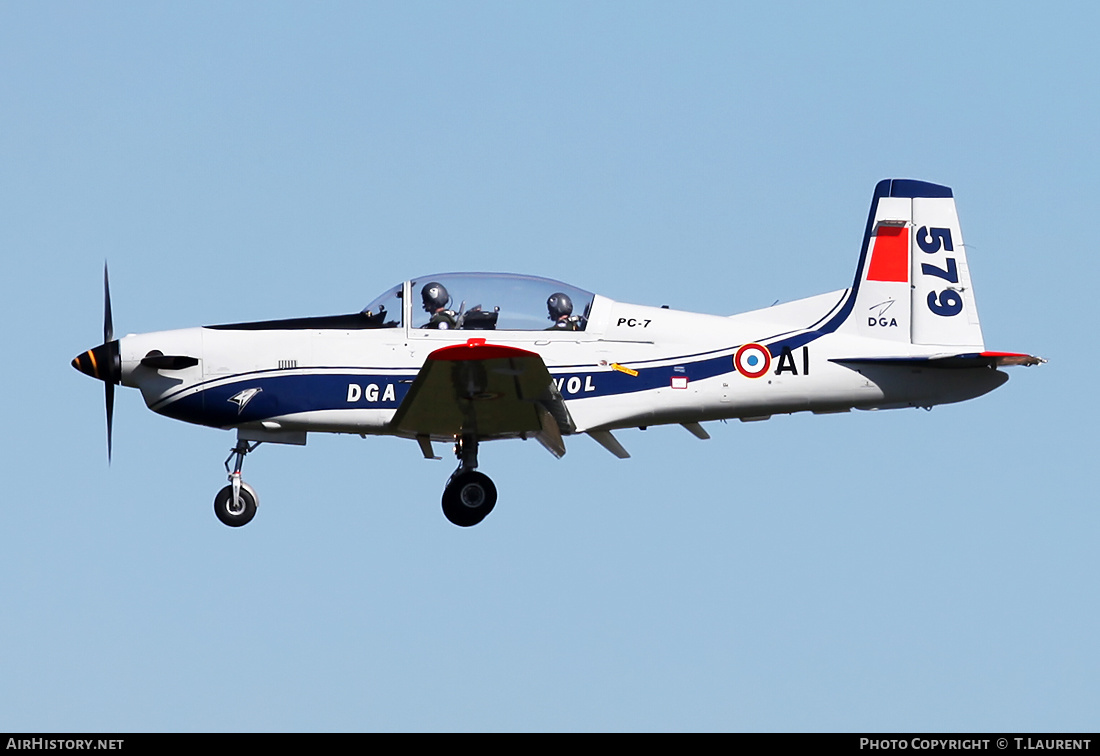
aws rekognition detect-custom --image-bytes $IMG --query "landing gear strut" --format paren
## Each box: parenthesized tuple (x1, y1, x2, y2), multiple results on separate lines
(214, 439, 260, 527)
(441, 435, 497, 527)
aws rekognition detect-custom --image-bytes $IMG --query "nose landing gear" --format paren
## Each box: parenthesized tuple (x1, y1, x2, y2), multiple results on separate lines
(441, 435, 497, 527)
(214, 439, 261, 527)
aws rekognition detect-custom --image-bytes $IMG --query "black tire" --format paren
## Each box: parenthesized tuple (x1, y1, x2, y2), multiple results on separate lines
(441, 470, 497, 527)
(214, 484, 258, 527)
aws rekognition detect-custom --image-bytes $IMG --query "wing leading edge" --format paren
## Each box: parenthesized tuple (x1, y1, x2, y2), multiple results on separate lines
(390, 338, 574, 458)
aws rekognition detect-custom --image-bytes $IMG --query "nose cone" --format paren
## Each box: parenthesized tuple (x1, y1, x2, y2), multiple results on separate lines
(72, 341, 121, 383)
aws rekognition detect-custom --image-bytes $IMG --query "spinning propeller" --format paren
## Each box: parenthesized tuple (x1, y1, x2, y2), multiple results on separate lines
(71, 263, 122, 461)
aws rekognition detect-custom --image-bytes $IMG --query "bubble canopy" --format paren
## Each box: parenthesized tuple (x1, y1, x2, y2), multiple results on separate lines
(362, 273, 595, 332)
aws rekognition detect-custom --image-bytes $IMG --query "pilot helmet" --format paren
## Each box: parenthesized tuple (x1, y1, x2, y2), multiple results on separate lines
(421, 282, 450, 312)
(547, 292, 573, 321)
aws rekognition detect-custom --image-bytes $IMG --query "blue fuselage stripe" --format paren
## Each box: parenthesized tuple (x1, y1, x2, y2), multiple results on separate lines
(156, 350, 748, 427)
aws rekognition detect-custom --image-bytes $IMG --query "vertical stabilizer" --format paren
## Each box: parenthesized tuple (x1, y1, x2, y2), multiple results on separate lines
(842, 180, 984, 351)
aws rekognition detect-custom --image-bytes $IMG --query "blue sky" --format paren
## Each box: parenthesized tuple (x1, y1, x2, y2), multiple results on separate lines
(1, 1, 1095, 732)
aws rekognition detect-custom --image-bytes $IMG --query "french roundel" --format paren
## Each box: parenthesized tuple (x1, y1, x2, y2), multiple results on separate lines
(734, 343, 771, 378)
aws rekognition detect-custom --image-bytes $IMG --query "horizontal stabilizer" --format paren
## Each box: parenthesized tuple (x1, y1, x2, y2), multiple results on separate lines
(833, 351, 1044, 369)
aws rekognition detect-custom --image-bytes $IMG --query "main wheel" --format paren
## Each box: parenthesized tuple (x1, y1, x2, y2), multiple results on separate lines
(214, 483, 259, 527)
(442, 470, 497, 527)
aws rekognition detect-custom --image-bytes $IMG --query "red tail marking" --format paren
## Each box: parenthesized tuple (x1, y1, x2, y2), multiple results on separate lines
(867, 226, 909, 283)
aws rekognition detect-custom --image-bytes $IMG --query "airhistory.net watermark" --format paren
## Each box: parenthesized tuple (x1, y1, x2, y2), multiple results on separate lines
(6, 740, 123, 751)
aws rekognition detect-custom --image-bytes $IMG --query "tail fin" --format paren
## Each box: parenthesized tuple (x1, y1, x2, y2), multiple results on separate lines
(842, 179, 984, 350)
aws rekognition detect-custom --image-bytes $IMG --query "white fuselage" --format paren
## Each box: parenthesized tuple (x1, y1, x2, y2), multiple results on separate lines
(115, 285, 1007, 445)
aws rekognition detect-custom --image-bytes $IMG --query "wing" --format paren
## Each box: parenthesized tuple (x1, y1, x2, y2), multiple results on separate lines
(390, 338, 574, 457)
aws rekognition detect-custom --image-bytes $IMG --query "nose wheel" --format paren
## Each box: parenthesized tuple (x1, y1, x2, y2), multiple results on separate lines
(441, 435, 497, 527)
(214, 482, 258, 527)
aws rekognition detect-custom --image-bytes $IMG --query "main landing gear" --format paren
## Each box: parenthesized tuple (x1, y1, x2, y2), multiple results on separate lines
(441, 435, 497, 527)
(214, 439, 261, 527)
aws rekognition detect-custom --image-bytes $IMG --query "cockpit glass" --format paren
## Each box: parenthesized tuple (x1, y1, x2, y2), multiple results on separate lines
(410, 273, 594, 332)
(360, 283, 403, 328)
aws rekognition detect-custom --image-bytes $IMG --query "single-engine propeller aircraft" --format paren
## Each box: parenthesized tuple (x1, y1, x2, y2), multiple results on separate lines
(73, 179, 1042, 528)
